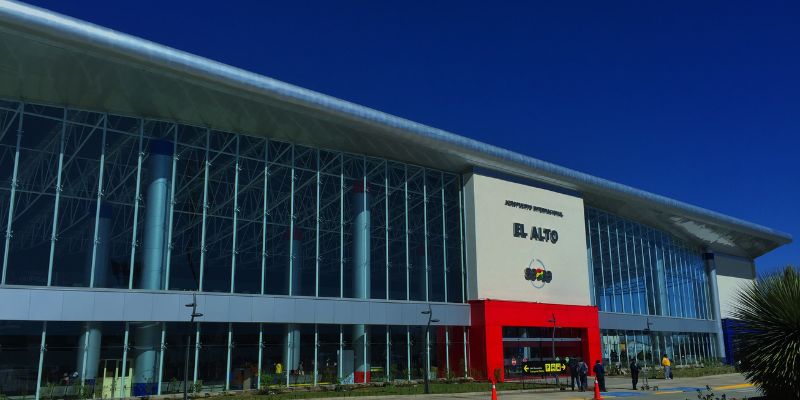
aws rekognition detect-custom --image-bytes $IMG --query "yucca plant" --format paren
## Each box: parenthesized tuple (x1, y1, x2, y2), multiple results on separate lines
(732, 266, 800, 399)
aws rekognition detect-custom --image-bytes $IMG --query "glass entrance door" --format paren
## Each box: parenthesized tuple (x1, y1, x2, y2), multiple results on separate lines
(502, 327, 585, 380)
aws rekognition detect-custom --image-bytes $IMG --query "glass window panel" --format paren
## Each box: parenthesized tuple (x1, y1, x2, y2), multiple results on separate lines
(97, 117, 141, 289)
(287, 325, 314, 386)
(51, 112, 105, 288)
(160, 322, 194, 394)
(426, 170, 445, 303)
(232, 136, 266, 294)
(367, 158, 387, 300)
(6, 106, 63, 286)
(387, 163, 407, 301)
(445, 175, 464, 304)
(317, 151, 342, 298)
(292, 146, 318, 297)
(406, 167, 426, 301)
(0, 321, 43, 397)
(341, 154, 364, 299)
(387, 326, 409, 381)
(615, 221, 632, 314)
(167, 125, 206, 291)
(264, 142, 292, 296)
(41, 322, 88, 396)
(369, 326, 388, 382)
(228, 323, 259, 390)
(194, 323, 227, 392)
(202, 131, 237, 293)
(409, 326, 425, 379)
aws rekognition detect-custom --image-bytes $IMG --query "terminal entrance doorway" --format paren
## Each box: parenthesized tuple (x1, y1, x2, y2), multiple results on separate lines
(468, 299, 601, 382)
(502, 326, 585, 380)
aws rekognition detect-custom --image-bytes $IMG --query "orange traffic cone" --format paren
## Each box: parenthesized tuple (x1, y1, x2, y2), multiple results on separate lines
(491, 381, 498, 400)
(593, 378, 603, 400)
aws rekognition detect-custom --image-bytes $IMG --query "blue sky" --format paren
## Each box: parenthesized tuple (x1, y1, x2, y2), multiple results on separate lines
(26, 0, 799, 274)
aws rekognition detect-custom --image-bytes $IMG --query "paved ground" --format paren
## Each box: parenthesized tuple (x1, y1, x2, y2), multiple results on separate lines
(315, 374, 760, 399)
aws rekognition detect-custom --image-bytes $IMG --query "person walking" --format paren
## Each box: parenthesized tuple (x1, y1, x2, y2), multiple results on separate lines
(629, 358, 640, 390)
(593, 360, 606, 392)
(661, 354, 671, 380)
(568, 357, 579, 391)
(577, 360, 589, 391)
(275, 362, 283, 384)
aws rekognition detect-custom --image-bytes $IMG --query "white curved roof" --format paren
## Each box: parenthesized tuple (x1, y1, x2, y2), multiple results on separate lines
(0, 0, 791, 258)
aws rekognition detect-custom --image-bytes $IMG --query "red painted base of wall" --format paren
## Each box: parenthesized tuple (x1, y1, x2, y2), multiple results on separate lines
(354, 371, 371, 383)
(468, 299, 601, 382)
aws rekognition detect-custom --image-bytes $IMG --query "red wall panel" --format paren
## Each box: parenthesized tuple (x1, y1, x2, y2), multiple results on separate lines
(469, 299, 601, 382)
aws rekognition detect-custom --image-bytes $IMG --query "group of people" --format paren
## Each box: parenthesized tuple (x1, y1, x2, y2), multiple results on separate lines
(566, 359, 608, 392)
(568, 354, 674, 393)
(566, 358, 591, 391)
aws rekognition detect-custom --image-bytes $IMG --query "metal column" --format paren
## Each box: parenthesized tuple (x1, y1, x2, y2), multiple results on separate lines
(45, 109, 67, 286)
(133, 139, 172, 396)
(352, 177, 370, 383)
(1, 103, 22, 283)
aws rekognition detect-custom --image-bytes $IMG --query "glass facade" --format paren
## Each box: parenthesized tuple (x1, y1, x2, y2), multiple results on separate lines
(0, 320, 469, 397)
(586, 207, 713, 319)
(587, 208, 721, 367)
(0, 98, 730, 395)
(600, 329, 717, 369)
(0, 100, 465, 302)
(0, 100, 470, 397)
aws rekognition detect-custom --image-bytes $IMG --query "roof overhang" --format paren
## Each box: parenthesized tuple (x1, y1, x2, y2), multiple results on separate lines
(0, 0, 791, 258)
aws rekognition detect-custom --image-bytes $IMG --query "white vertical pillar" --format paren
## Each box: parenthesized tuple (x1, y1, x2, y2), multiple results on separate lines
(88, 115, 108, 288)
(46, 109, 67, 286)
(384, 163, 389, 301)
(703, 252, 726, 359)
(458, 180, 466, 303)
(230, 136, 240, 294)
(1, 103, 23, 283)
(385, 328, 390, 381)
(161, 126, 178, 290)
(198, 130, 211, 291)
(127, 121, 143, 289)
(405, 327, 411, 381)
(313, 325, 319, 386)
(119, 322, 130, 399)
(404, 166, 410, 302)
(156, 323, 166, 395)
(260, 140, 269, 296)
(315, 149, 320, 297)
(193, 323, 200, 385)
(225, 323, 233, 391)
(35, 322, 46, 400)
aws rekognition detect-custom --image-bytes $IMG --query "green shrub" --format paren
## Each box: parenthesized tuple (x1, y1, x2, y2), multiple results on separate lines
(732, 266, 800, 399)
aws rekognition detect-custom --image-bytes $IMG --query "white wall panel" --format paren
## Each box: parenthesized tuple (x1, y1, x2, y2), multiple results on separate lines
(464, 173, 591, 305)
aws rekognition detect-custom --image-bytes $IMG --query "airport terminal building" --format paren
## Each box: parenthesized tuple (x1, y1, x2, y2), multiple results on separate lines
(0, 2, 792, 398)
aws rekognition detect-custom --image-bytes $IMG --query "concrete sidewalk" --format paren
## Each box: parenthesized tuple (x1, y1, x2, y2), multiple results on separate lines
(310, 374, 759, 399)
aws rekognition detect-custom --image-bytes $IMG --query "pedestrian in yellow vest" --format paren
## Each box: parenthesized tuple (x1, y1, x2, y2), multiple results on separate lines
(661, 355, 672, 380)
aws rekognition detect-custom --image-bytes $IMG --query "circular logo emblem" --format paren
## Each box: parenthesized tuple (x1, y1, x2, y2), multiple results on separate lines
(524, 257, 553, 288)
